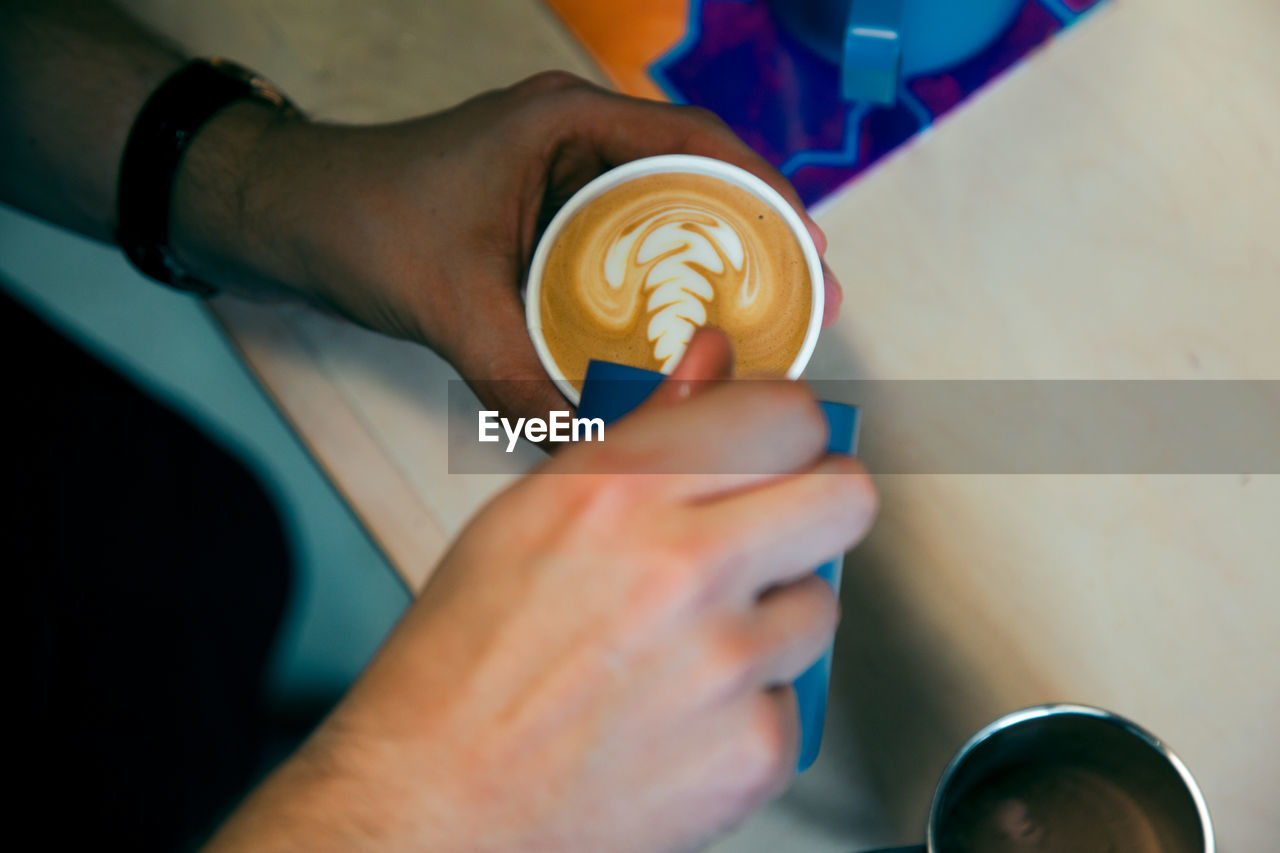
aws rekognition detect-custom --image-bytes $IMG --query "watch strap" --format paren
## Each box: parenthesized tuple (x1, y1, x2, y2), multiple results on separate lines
(115, 58, 294, 296)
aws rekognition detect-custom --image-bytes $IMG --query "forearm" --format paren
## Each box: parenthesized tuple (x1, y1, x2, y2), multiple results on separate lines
(201, 737, 368, 852)
(202, 708, 463, 853)
(0, 0, 311, 303)
(0, 0, 182, 241)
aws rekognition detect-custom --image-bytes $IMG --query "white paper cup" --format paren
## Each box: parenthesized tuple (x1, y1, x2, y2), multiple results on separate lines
(525, 154, 824, 405)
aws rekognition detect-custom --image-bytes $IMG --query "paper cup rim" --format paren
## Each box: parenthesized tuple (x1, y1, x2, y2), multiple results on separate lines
(524, 154, 824, 405)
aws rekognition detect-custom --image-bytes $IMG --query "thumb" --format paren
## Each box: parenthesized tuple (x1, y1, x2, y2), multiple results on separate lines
(649, 327, 735, 406)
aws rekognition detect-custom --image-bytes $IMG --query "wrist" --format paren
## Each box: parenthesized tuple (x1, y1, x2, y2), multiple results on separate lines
(206, 719, 422, 851)
(168, 99, 315, 301)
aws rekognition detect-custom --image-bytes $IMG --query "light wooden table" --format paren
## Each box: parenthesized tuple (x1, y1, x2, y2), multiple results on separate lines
(125, 1, 1280, 850)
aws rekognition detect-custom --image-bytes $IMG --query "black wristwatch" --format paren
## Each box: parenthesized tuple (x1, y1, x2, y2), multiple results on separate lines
(115, 58, 297, 296)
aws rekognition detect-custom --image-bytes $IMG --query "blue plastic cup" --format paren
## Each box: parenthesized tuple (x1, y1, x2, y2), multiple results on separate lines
(578, 360, 860, 772)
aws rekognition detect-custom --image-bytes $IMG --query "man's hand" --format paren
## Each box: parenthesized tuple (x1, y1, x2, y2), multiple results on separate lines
(170, 72, 843, 421)
(1, 2, 838, 421)
(204, 330, 877, 852)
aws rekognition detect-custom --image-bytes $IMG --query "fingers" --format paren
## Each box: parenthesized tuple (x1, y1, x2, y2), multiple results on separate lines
(650, 683, 800, 823)
(555, 85, 822, 244)
(473, 373, 568, 431)
(523, 74, 842, 333)
(645, 100, 816, 237)
(648, 326, 734, 406)
(586, 379, 831, 499)
(466, 352, 568, 423)
(745, 685, 801, 800)
(694, 454, 878, 597)
(559, 329, 825, 494)
(750, 575, 840, 686)
(806, 221, 828, 256)
(690, 579, 834, 727)
(462, 285, 575, 426)
(821, 259, 843, 328)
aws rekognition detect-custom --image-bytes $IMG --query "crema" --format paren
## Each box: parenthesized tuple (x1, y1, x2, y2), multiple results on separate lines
(537, 172, 813, 391)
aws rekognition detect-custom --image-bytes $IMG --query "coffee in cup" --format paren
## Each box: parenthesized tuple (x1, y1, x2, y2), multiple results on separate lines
(526, 155, 823, 402)
(861, 704, 1215, 853)
(938, 759, 1187, 853)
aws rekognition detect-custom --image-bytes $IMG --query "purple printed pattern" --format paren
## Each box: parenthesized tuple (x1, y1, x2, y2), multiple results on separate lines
(651, 0, 1105, 206)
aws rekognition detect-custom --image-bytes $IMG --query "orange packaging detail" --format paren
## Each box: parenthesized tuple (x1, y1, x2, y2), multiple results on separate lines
(544, 0, 688, 100)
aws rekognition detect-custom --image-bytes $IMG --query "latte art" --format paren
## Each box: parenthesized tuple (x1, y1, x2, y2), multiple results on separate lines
(598, 203, 759, 370)
(538, 172, 813, 389)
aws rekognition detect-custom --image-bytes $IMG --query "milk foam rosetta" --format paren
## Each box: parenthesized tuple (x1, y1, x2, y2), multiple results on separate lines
(538, 173, 812, 388)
